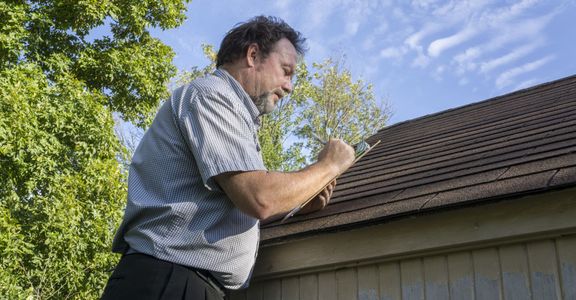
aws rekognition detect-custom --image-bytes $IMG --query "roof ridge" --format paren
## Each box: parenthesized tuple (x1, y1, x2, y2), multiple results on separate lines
(379, 74, 576, 133)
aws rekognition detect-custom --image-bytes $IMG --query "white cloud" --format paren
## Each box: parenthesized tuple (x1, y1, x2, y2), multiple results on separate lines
(428, 27, 476, 57)
(405, 23, 441, 50)
(480, 41, 541, 73)
(478, 0, 540, 26)
(452, 13, 551, 68)
(380, 47, 406, 59)
(449, 9, 555, 78)
(496, 55, 554, 89)
(410, 0, 442, 10)
(454, 48, 481, 65)
(346, 21, 360, 36)
(432, 0, 496, 20)
(432, 65, 446, 81)
(302, 0, 340, 32)
(362, 22, 389, 50)
(412, 50, 431, 68)
(512, 78, 540, 91)
(342, 1, 371, 37)
(298, 0, 565, 92)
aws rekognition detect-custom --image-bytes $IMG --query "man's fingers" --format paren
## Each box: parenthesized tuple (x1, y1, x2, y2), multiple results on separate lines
(317, 194, 326, 207)
(330, 179, 336, 188)
(326, 179, 336, 198)
(319, 189, 328, 207)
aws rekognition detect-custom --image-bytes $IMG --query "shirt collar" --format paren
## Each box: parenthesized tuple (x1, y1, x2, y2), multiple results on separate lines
(214, 68, 261, 126)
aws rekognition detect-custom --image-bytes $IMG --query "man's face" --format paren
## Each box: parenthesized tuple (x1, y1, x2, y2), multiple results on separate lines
(251, 38, 298, 115)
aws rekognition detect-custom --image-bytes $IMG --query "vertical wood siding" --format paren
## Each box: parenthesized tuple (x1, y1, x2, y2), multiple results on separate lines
(230, 234, 576, 300)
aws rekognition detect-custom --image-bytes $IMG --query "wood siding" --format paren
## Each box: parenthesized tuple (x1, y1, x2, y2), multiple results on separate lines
(230, 235, 576, 300)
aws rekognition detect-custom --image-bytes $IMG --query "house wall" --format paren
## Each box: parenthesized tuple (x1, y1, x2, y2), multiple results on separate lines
(229, 187, 576, 300)
(231, 235, 576, 300)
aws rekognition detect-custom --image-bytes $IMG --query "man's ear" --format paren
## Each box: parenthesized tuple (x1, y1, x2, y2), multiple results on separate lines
(246, 43, 259, 67)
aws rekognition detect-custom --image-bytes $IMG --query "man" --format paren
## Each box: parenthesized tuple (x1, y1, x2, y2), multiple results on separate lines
(101, 16, 355, 300)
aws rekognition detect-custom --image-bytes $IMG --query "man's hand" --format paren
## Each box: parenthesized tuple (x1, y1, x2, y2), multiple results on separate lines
(297, 179, 337, 215)
(317, 139, 355, 174)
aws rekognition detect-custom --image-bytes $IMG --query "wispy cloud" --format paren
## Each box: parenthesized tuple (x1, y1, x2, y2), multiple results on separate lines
(399, 0, 562, 86)
(480, 41, 542, 73)
(513, 78, 540, 91)
(362, 22, 389, 51)
(343, 1, 378, 37)
(478, 0, 540, 26)
(450, 11, 555, 77)
(428, 27, 476, 57)
(405, 23, 441, 50)
(293, 0, 565, 91)
(301, 0, 383, 39)
(380, 47, 406, 59)
(496, 55, 554, 89)
(302, 0, 339, 32)
(412, 48, 431, 68)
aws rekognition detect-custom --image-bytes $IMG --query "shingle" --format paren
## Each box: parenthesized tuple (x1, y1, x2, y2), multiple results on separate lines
(422, 171, 556, 210)
(340, 115, 576, 185)
(261, 74, 576, 243)
(499, 153, 576, 180)
(548, 166, 576, 187)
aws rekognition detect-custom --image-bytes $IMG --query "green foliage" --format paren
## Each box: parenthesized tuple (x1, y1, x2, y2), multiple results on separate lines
(0, 0, 189, 298)
(76, 34, 177, 127)
(0, 2, 28, 66)
(0, 64, 125, 299)
(291, 58, 390, 162)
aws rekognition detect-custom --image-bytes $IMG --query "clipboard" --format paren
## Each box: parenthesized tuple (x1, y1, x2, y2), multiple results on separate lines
(280, 139, 381, 223)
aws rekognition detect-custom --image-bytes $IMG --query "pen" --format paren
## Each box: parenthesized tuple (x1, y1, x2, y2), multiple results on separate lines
(311, 132, 327, 145)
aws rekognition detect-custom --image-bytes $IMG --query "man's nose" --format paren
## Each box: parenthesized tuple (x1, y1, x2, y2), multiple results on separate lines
(282, 80, 293, 94)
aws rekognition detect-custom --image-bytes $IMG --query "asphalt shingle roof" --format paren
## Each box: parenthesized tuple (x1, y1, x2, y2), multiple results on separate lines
(262, 74, 576, 244)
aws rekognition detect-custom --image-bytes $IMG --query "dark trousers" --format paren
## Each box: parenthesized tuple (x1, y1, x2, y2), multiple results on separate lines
(101, 253, 225, 300)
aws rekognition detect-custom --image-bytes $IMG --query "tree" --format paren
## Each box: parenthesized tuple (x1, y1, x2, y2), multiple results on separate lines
(0, 1, 189, 298)
(291, 58, 390, 163)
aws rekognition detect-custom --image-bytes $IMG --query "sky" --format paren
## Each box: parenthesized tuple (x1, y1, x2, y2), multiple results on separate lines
(148, 0, 576, 126)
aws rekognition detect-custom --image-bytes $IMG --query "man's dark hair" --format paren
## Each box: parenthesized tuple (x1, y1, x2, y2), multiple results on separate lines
(216, 16, 306, 67)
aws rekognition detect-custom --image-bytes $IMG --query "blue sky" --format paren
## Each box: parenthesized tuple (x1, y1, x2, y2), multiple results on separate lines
(149, 0, 576, 125)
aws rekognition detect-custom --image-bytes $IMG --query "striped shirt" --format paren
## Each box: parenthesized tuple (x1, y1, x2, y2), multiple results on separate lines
(112, 69, 266, 289)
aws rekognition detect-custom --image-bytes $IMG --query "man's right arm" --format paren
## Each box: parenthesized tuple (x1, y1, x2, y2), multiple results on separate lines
(214, 139, 355, 220)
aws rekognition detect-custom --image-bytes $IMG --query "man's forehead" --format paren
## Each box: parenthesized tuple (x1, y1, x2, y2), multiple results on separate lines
(271, 38, 298, 61)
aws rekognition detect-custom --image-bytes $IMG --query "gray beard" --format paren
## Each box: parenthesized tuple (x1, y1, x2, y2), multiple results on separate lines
(252, 92, 275, 115)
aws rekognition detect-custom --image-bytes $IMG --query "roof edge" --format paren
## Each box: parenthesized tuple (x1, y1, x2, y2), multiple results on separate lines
(261, 183, 576, 246)
(380, 74, 576, 133)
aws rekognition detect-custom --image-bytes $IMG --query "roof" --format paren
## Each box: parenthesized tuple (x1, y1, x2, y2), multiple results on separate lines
(262, 74, 576, 244)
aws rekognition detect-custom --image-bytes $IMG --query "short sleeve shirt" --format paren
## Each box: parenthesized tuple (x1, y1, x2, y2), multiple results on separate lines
(111, 69, 266, 289)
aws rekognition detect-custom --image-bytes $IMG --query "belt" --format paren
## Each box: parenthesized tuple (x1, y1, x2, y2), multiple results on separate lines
(192, 268, 226, 297)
